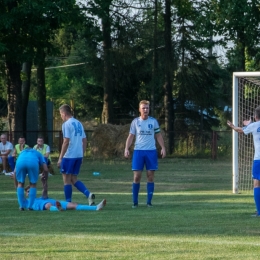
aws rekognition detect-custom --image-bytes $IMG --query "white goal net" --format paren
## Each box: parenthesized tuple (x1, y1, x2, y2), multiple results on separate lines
(233, 72, 260, 194)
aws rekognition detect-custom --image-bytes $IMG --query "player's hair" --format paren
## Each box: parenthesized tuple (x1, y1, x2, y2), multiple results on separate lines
(139, 100, 150, 107)
(255, 106, 260, 119)
(59, 104, 73, 115)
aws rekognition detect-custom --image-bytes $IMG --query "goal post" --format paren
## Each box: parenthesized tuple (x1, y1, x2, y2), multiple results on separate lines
(233, 72, 260, 194)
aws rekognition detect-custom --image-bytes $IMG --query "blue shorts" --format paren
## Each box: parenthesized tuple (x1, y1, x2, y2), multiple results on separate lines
(61, 158, 82, 175)
(132, 150, 158, 171)
(33, 198, 68, 211)
(44, 157, 51, 166)
(43, 200, 68, 211)
(16, 161, 39, 184)
(252, 160, 260, 180)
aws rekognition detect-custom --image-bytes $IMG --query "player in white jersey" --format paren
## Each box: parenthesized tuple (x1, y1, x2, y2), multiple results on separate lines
(0, 134, 13, 174)
(124, 100, 166, 208)
(58, 104, 95, 205)
(227, 106, 260, 217)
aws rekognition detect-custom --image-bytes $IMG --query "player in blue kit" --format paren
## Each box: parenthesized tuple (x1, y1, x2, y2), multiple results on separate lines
(57, 104, 95, 205)
(15, 148, 49, 211)
(124, 100, 166, 208)
(227, 106, 260, 217)
(21, 186, 106, 211)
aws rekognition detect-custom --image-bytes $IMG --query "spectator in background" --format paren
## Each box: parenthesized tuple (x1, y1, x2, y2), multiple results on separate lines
(8, 136, 29, 171)
(33, 136, 53, 197)
(0, 134, 13, 174)
(33, 137, 51, 166)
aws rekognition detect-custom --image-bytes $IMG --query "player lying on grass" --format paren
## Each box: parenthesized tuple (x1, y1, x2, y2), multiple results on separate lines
(20, 186, 106, 211)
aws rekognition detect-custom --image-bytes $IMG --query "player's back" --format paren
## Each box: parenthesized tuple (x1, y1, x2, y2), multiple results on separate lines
(62, 117, 86, 158)
(16, 148, 45, 166)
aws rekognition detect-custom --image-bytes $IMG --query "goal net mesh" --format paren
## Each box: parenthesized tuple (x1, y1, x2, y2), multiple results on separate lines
(237, 76, 260, 193)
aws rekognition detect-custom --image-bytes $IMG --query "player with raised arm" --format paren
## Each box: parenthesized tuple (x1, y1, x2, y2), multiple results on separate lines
(227, 105, 260, 217)
(57, 104, 95, 205)
(124, 100, 166, 208)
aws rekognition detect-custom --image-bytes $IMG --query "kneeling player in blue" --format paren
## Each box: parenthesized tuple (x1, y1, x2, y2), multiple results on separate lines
(23, 186, 106, 211)
(15, 148, 49, 211)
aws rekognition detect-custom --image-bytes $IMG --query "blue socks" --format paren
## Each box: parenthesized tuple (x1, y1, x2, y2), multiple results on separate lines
(76, 205, 96, 211)
(147, 182, 154, 204)
(64, 184, 72, 202)
(132, 183, 140, 204)
(254, 187, 260, 214)
(65, 181, 90, 201)
(74, 181, 90, 198)
(28, 187, 36, 209)
(17, 187, 25, 209)
(50, 206, 59, 211)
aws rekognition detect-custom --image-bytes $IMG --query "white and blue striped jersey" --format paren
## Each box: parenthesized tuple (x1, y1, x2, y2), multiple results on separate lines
(130, 116, 160, 150)
(243, 121, 260, 160)
(62, 117, 86, 158)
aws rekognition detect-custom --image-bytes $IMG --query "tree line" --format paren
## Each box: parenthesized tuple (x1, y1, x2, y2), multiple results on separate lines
(0, 0, 260, 152)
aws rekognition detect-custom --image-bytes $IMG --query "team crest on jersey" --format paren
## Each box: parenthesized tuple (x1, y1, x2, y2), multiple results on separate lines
(148, 124, 153, 129)
(257, 127, 260, 132)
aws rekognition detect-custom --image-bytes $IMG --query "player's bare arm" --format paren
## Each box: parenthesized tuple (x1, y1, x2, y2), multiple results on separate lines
(155, 133, 166, 158)
(124, 134, 134, 158)
(82, 138, 87, 163)
(57, 138, 70, 167)
(227, 120, 244, 133)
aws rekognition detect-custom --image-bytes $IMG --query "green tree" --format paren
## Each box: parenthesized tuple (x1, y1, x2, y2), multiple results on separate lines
(212, 0, 260, 71)
(0, 0, 81, 141)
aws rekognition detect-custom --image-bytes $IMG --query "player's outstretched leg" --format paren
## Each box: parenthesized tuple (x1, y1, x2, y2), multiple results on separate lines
(76, 199, 106, 211)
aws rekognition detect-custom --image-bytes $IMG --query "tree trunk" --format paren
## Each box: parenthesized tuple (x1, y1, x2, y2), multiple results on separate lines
(5, 60, 23, 142)
(21, 61, 32, 137)
(36, 50, 48, 142)
(163, 0, 174, 154)
(151, 0, 158, 117)
(237, 30, 246, 71)
(101, 2, 114, 124)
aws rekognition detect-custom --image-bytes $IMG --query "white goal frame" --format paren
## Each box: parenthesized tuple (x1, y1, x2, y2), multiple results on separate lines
(233, 72, 260, 193)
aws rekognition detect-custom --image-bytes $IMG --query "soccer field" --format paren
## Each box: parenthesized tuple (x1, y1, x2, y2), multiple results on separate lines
(0, 158, 259, 260)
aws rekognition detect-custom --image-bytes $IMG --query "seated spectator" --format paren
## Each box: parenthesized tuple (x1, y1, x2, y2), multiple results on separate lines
(0, 134, 13, 174)
(8, 137, 29, 171)
(33, 137, 52, 166)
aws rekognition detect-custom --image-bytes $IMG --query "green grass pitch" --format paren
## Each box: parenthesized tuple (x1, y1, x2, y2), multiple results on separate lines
(0, 158, 259, 259)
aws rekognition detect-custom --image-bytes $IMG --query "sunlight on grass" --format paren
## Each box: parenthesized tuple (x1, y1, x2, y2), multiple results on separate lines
(0, 158, 259, 259)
